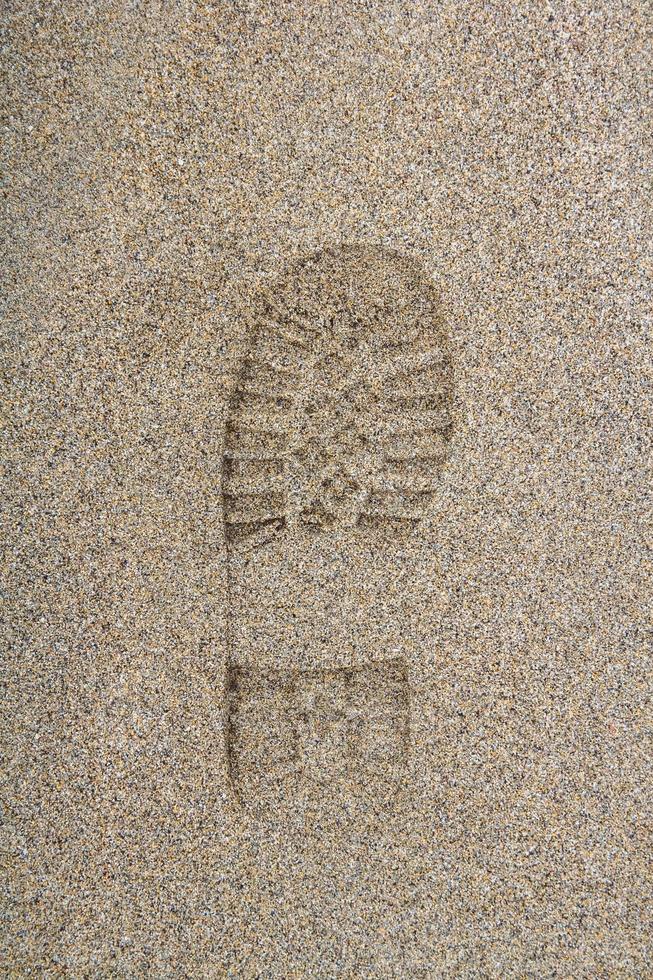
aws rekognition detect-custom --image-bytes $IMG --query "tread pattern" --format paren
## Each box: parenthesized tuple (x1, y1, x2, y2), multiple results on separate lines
(223, 247, 453, 545)
(228, 660, 409, 806)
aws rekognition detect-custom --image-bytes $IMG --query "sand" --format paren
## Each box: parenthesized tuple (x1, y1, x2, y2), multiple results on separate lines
(2, 1, 651, 975)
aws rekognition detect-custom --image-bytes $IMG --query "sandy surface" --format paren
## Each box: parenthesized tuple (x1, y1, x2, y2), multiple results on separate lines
(3, 1, 652, 975)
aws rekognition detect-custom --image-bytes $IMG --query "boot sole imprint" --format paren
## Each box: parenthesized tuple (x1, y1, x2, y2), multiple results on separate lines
(223, 245, 454, 806)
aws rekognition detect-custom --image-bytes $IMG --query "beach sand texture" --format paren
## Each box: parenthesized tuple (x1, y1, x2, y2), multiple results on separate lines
(3, 1, 651, 975)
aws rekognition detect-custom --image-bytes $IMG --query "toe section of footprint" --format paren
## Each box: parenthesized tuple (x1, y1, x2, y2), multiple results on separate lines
(222, 246, 454, 549)
(228, 660, 409, 809)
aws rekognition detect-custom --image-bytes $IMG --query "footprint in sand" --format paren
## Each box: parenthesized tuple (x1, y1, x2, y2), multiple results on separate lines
(222, 245, 455, 809)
